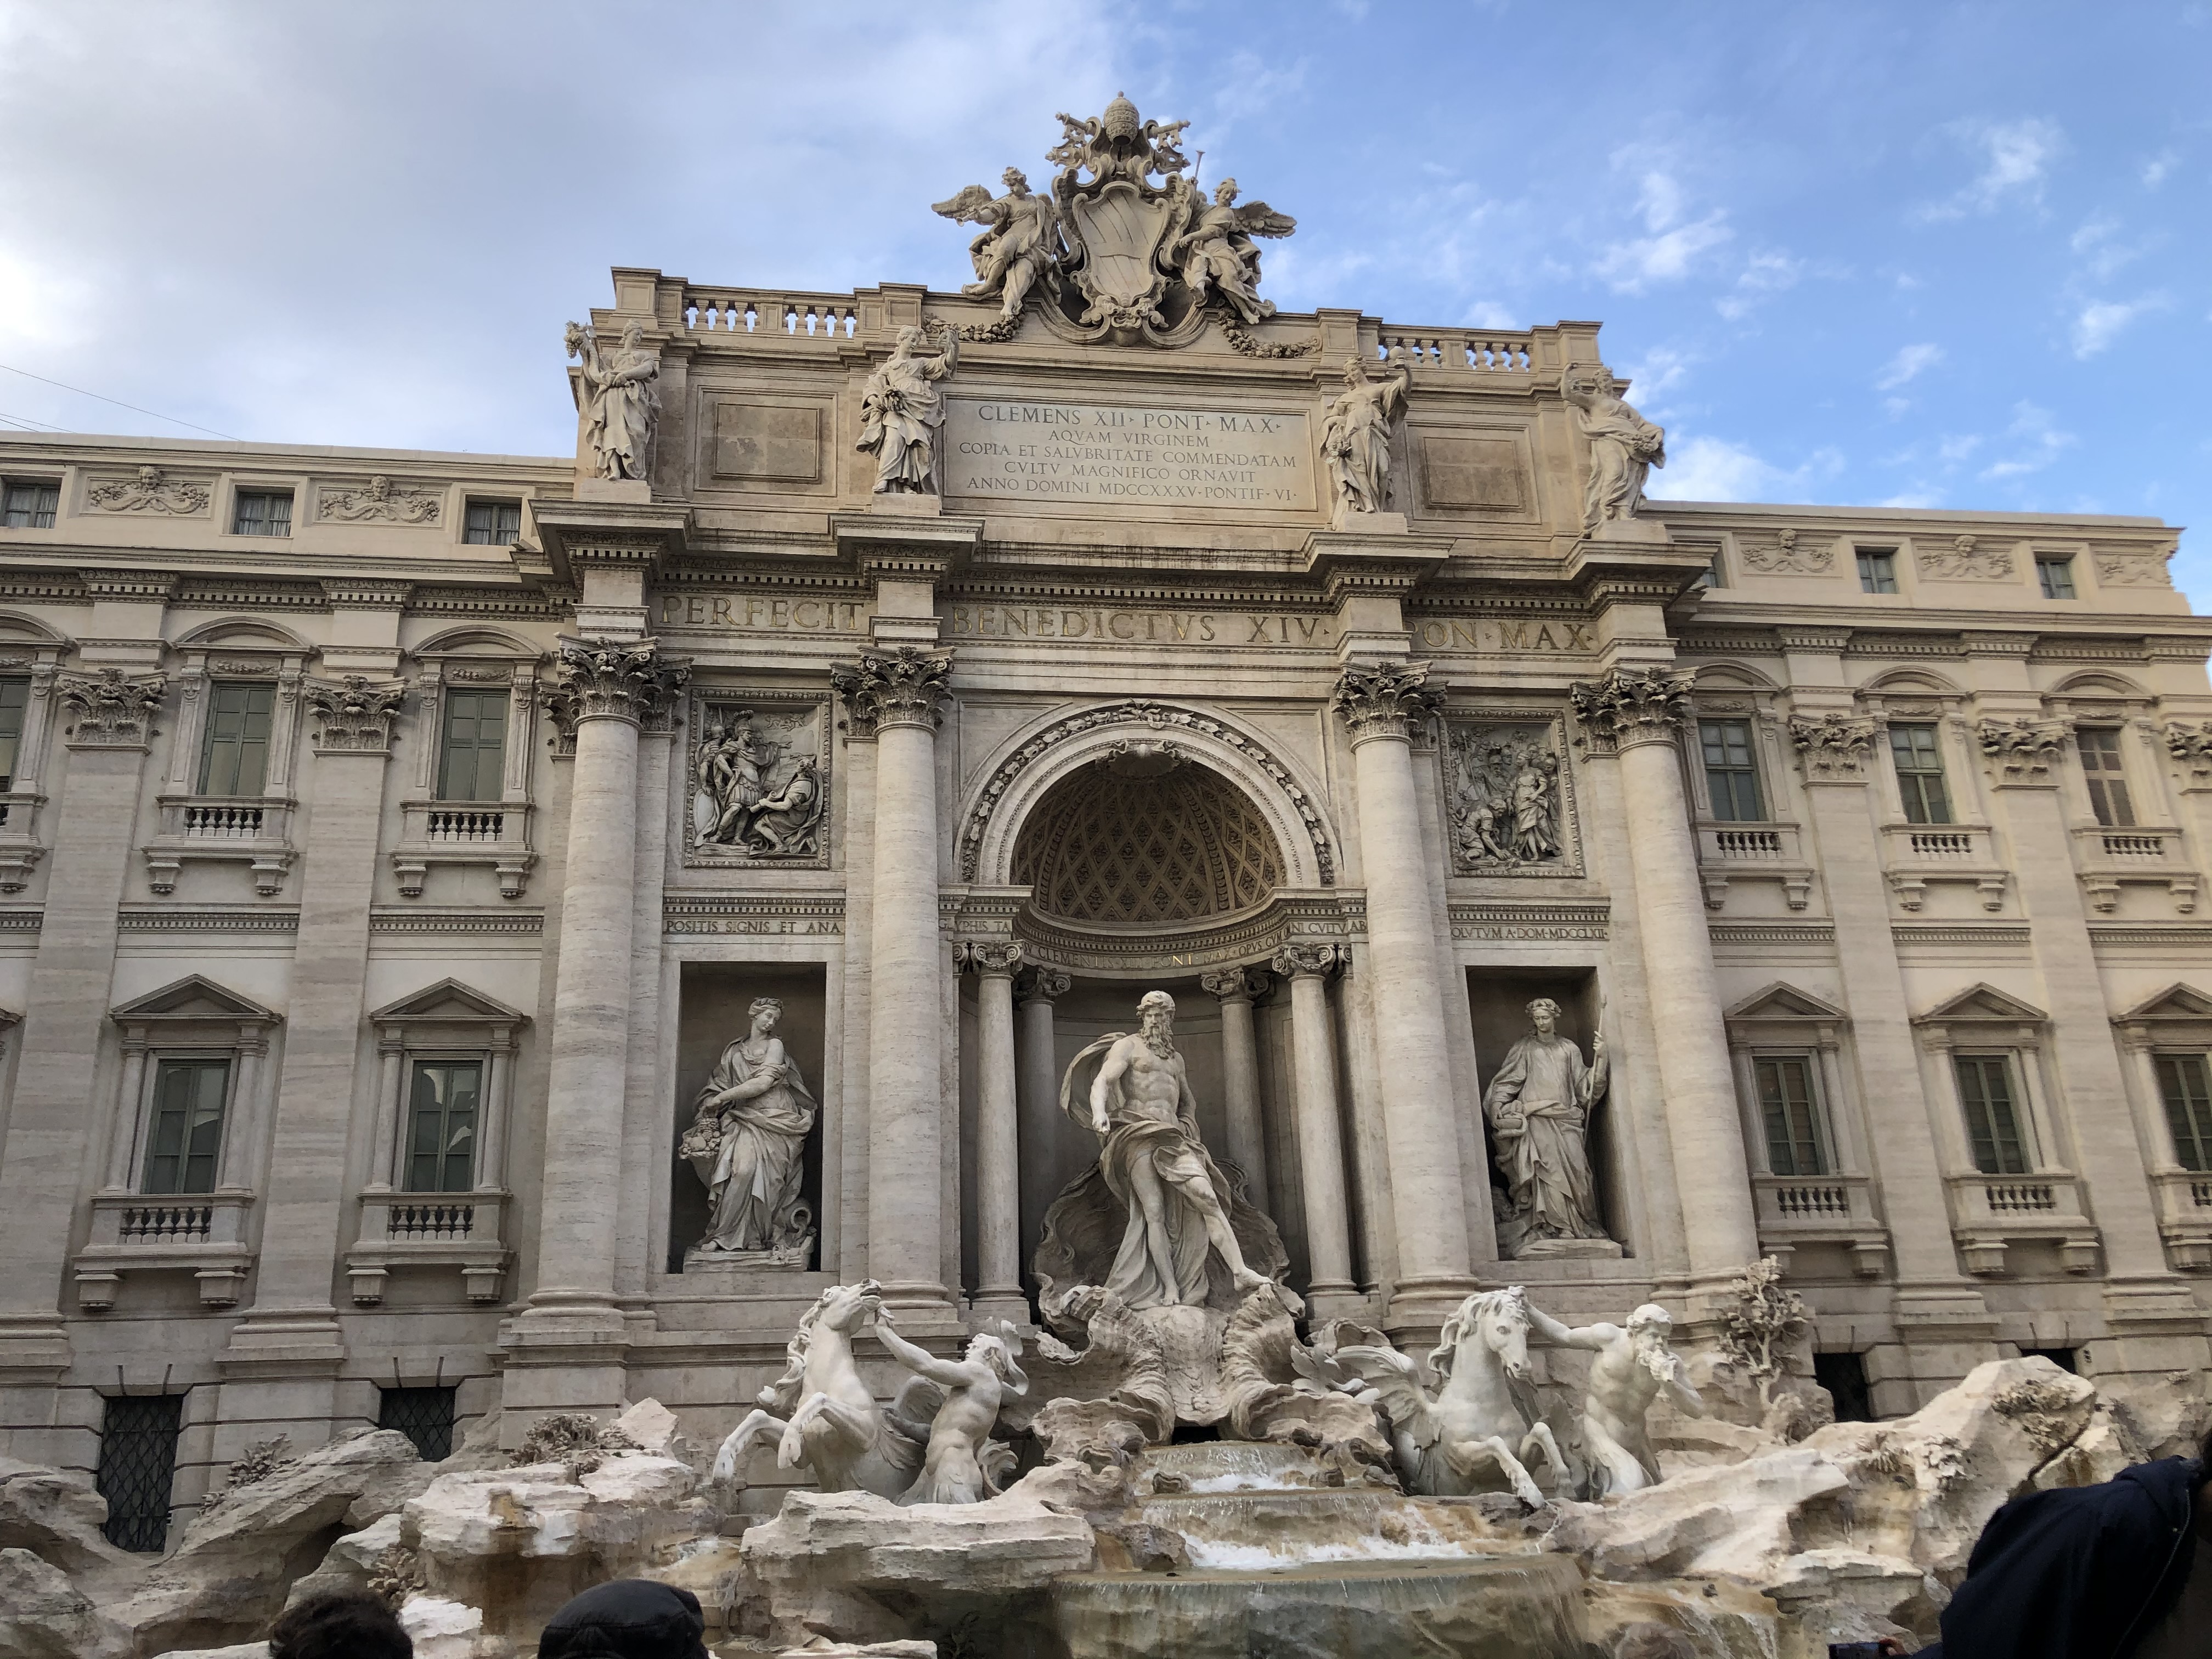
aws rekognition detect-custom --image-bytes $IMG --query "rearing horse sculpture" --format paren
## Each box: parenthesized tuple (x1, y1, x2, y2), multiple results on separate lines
(710, 1279, 926, 1498)
(1336, 1285, 1566, 1504)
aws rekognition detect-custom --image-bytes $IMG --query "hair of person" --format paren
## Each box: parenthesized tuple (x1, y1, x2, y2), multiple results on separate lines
(748, 996, 782, 1019)
(537, 1579, 708, 1659)
(267, 1590, 412, 1659)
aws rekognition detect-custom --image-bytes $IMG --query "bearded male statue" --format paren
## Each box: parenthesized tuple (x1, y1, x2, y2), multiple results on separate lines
(1528, 1301, 1703, 1497)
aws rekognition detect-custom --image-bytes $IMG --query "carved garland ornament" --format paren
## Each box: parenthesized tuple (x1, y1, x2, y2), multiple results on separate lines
(553, 637, 690, 730)
(319, 475, 441, 525)
(1787, 714, 1877, 779)
(1566, 668, 1694, 754)
(1331, 662, 1442, 744)
(306, 676, 407, 752)
(1918, 534, 2013, 580)
(58, 669, 167, 746)
(85, 466, 209, 515)
(958, 698, 1334, 886)
(828, 647, 954, 736)
(2098, 549, 2173, 588)
(1977, 717, 2069, 782)
(1739, 528, 1831, 575)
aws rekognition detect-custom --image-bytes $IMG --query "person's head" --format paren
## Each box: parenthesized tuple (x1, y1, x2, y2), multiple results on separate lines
(1138, 989, 1175, 1040)
(1627, 1304, 1675, 1374)
(268, 1590, 411, 1659)
(1003, 166, 1029, 193)
(619, 321, 646, 351)
(1527, 997, 1562, 1036)
(1214, 177, 1240, 206)
(965, 1330, 1029, 1394)
(537, 1579, 708, 1659)
(748, 997, 782, 1036)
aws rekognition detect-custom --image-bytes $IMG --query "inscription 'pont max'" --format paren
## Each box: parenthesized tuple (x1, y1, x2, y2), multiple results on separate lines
(945, 398, 1316, 511)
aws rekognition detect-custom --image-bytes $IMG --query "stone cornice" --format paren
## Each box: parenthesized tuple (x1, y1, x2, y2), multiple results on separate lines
(529, 499, 691, 585)
(79, 569, 180, 602)
(831, 512, 982, 579)
(320, 578, 414, 611)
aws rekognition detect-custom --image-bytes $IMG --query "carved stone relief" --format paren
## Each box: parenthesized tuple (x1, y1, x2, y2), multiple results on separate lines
(85, 466, 209, 515)
(1739, 528, 1832, 574)
(318, 475, 441, 525)
(685, 694, 831, 868)
(1918, 533, 2012, 580)
(2098, 549, 2173, 588)
(1444, 716, 1583, 877)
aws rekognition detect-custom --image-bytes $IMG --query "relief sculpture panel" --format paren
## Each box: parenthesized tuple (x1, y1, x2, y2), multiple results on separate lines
(685, 692, 831, 869)
(1443, 715, 1583, 878)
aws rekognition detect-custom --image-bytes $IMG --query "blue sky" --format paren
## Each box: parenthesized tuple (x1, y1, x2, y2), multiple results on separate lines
(0, 2, 2205, 589)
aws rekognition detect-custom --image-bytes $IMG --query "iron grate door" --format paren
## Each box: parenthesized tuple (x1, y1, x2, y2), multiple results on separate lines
(379, 1385, 457, 1462)
(97, 1392, 184, 1552)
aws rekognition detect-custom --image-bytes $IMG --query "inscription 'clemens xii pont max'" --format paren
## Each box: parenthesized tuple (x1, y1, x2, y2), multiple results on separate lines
(945, 398, 1316, 511)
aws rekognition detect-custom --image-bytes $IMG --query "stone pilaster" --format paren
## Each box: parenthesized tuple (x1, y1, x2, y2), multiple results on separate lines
(215, 675, 408, 1448)
(1330, 662, 1475, 1324)
(0, 670, 167, 1403)
(1784, 704, 1999, 1406)
(832, 647, 956, 1317)
(1570, 666, 1760, 1299)
(1199, 966, 1271, 1204)
(1268, 946, 1358, 1313)
(956, 941, 1025, 1322)
(1014, 965, 1071, 1280)
(505, 639, 686, 1407)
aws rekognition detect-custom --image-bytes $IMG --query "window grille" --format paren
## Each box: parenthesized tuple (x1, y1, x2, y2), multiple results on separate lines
(2036, 556, 2076, 600)
(462, 500, 522, 546)
(142, 1058, 230, 1195)
(2077, 728, 2135, 828)
(379, 1385, 458, 1462)
(198, 680, 276, 797)
(1, 481, 58, 528)
(1888, 723, 1952, 825)
(436, 689, 509, 802)
(232, 490, 292, 537)
(97, 1392, 184, 1551)
(407, 1060, 482, 1193)
(2157, 1053, 2212, 1172)
(1856, 547, 1898, 594)
(1699, 719, 1764, 822)
(1954, 1054, 2029, 1175)
(1756, 1055, 1826, 1176)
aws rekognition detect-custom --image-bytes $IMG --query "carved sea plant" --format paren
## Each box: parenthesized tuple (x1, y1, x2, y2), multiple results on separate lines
(510, 1413, 640, 1483)
(1719, 1256, 1808, 1409)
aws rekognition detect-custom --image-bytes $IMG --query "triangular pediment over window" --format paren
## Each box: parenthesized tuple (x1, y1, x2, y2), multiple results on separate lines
(369, 979, 529, 1026)
(1916, 983, 2049, 1025)
(1726, 982, 1848, 1022)
(2115, 983, 2212, 1023)
(112, 974, 278, 1024)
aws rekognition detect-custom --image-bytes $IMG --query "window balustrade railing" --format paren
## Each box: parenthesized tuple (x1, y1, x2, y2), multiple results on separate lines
(1375, 329, 1535, 372)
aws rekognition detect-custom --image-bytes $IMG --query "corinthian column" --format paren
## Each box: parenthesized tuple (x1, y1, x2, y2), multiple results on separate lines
(1014, 966, 1071, 1271)
(957, 941, 1024, 1323)
(1569, 667, 1759, 1294)
(1269, 945, 1358, 1312)
(1199, 966, 1270, 1200)
(521, 639, 687, 1338)
(832, 647, 955, 1316)
(1331, 663, 1475, 1322)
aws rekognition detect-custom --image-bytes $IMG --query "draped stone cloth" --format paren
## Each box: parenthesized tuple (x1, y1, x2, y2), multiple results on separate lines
(691, 1038, 816, 1253)
(1483, 1032, 1609, 1247)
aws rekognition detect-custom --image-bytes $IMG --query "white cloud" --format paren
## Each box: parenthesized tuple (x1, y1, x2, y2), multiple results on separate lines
(1715, 249, 1804, 319)
(1594, 212, 1732, 292)
(1875, 342, 1944, 390)
(1915, 118, 2065, 221)
(1617, 344, 1695, 403)
(1645, 436, 1844, 503)
(2072, 294, 2169, 358)
(1979, 402, 2075, 479)
(2143, 150, 2179, 188)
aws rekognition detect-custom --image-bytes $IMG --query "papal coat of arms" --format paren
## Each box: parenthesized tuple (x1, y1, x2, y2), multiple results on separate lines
(933, 93, 1295, 347)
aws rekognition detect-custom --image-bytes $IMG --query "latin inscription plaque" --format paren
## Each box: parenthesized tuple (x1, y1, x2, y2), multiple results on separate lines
(945, 398, 1316, 512)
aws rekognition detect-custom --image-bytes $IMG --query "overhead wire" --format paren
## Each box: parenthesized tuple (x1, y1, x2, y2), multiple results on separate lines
(0, 360, 238, 441)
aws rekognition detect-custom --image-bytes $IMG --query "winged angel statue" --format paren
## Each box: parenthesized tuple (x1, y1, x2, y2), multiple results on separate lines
(932, 167, 1064, 323)
(1169, 179, 1296, 325)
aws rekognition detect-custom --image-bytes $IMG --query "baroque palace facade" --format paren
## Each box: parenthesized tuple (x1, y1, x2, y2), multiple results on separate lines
(1, 98, 2209, 1548)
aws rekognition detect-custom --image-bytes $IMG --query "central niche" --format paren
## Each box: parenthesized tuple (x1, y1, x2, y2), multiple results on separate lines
(1012, 753, 1285, 926)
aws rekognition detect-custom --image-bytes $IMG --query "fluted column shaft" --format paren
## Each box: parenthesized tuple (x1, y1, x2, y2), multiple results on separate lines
(1573, 668, 1759, 1290)
(1272, 949, 1355, 1300)
(1015, 967, 1071, 1277)
(961, 943, 1024, 1319)
(527, 640, 684, 1324)
(1201, 967, 1269, 1199)
(1333, 665, 1475, 1315)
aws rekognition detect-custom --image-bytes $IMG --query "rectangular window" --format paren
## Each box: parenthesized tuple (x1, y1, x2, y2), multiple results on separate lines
(379, 1386, 459, 1462)
(0, 675, 30, 790)
(407, 1059, 482, 1193)
(1700, 718, 1765, 821)
(141, 1058, 230, 1195)
(436, 689, 509, 802)
(2156, 1052, 2212, 1173)
(1888, 722, 1953, 825)
(2, 480, 59, 528)
(1857, 547, 1899, 594)
(97, 1393, 184, 1553)
(461, 500, 522, 546)
(2036, 556, 2077, 600)
(231, 489, 292, 537)
(197, 680, 276, 796)
(1755, 1055, 1827, 1176)
(2077, 728, 2135, 827)
(1954, 1054, 2030, 1175)
(1813, 1351, 1874, 1423)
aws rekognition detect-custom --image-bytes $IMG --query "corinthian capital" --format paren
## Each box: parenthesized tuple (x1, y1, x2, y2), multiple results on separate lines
(1977, 716, 2069, 784)
(554, 636, 689, 729)
(830, 647, 954, 737)
(304, 675, 408, 754)
(1330, 662, 1441, 746)
(1567, 667, 1694, 754)
(57, 668, 167, 748)
(1787, 713, 1876, 781)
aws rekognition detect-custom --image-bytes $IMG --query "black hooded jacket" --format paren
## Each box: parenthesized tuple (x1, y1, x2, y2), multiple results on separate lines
(1933, 1455, 2204, 1659)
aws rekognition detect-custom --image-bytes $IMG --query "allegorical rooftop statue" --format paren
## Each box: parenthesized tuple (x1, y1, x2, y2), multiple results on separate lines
(1320, 352, 1414, 518)
(565, 319, 661, 482)
(1564, 368, 1666, 531)
(855, 320, 958, 494)
(1168, 177, 1296, 326)
(1483, 996, 1612, 1255)
(932, 167, 1065, 323)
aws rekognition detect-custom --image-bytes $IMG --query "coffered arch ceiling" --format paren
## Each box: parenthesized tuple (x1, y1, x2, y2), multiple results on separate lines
(1012, 758, 1286, 927)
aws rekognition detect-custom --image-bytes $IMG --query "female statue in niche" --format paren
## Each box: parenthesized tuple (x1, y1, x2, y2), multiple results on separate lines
(1483, 996, 1612, 1256)
(682, 997, 817, 1265)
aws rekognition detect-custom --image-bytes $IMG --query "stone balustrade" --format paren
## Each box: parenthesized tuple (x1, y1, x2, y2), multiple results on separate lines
(71, 1190, 256, 1310)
